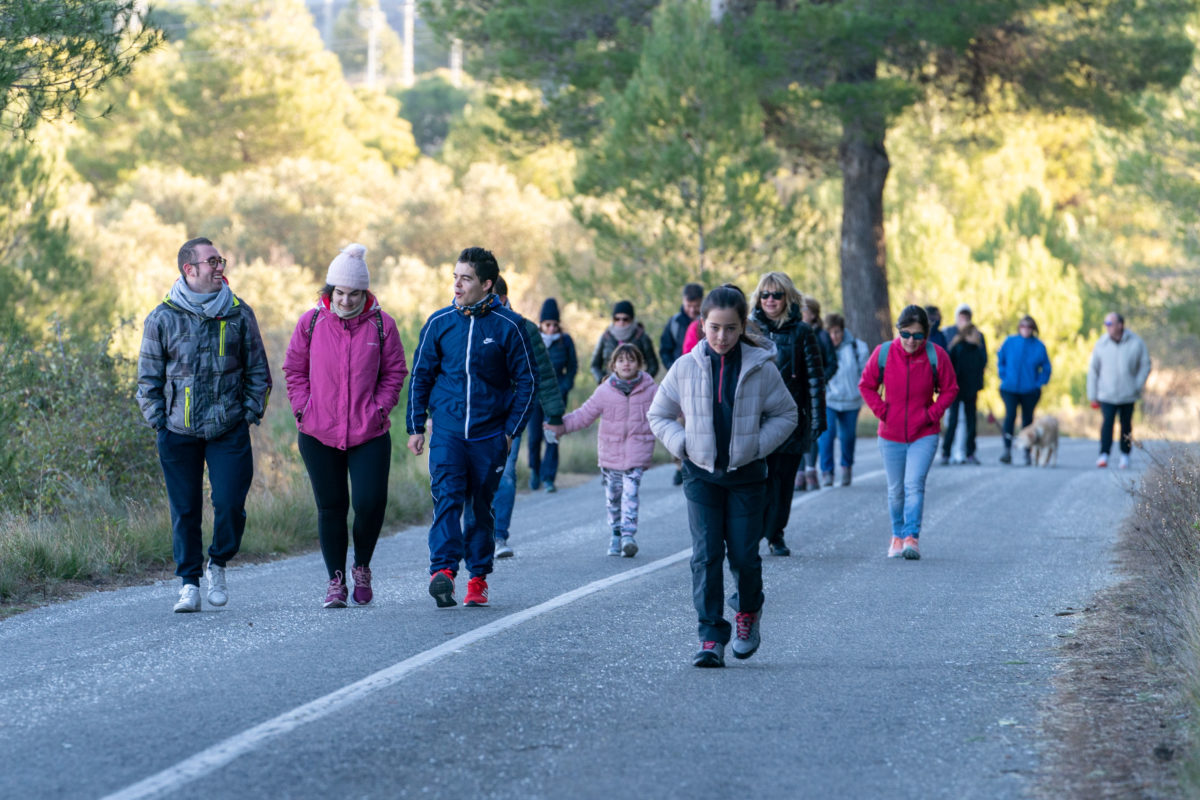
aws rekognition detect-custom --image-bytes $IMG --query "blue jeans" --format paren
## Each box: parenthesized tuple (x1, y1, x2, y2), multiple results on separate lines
(463, 433, 520, 542)
(156, 423, 254, 585)
(818, 407, 860, 473)
(878, 434, 939, 539)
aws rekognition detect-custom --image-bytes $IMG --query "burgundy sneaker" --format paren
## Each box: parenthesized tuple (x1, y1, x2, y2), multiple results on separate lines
(323, 571, 348, 609)
(428, 568, 456, 608)
(351, 565, 373, 605)
(464, 576, 489, 607)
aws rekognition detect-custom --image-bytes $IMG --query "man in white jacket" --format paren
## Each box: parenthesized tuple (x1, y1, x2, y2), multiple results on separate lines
(1086, 312, 1151, 469)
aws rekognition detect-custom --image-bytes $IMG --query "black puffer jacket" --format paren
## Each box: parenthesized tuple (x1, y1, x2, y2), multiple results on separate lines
(751, 305, 826, 454)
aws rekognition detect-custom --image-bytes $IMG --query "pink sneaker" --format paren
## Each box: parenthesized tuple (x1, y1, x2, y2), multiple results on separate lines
(902, 536, 921, 560)
(887, 537, 904, 558)
(323, 571, 348, 608)
(351, 565, 373, 605)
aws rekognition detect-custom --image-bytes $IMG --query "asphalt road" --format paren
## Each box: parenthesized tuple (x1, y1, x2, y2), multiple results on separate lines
(0, 435, 1139, 799)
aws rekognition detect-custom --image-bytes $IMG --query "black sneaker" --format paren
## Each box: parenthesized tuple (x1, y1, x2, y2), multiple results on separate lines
(940, 455, 950, 466)
(672, 468, 684, 486)
(693, 641, 725, 668)
(768, 539, 791, 557)
(965, 455, 981, 465)
(999, 450, 1012, 464)
(428, 569, 456, 608)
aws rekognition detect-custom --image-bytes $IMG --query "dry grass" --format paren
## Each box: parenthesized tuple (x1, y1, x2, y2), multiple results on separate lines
(1037, 443, 1200, 798)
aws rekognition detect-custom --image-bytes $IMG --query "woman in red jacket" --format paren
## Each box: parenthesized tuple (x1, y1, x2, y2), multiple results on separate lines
(858, 305, 958, 560)
(283, 244, 408, 607)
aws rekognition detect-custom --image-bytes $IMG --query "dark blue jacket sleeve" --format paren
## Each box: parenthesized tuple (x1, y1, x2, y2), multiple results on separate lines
(406, 314, 441, 434)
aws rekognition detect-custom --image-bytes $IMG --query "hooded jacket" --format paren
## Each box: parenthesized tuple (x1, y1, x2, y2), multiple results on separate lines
(406, 295, 538, 441)
(562, 371, 658, 471)
(859, 339, 959, 443)
(282, 294, 408, 450)
(997, 334, 1052, 395)
(948, 324, 988, 395)
(825, 331, 871, 411)
(590, 322, 660, 382)
(750, 305, 826, 453)
(648, 340, 798, 473)
(1087, 330, 1151, 405)
(136, 288, 272, 439)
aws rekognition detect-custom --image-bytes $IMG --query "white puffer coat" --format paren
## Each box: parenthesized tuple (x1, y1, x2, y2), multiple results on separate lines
(648, 339, 798, 473)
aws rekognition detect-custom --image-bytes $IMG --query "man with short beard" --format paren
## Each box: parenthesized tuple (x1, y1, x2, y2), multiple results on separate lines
(136, 237, 271, 613)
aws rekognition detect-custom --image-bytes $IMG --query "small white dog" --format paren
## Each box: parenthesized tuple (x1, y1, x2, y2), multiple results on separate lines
(1014, 416, 1059, 467)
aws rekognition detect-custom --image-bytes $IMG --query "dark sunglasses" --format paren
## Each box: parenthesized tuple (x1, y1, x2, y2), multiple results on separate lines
(761, 291, 786, 301)
(898, 330, 927, 340)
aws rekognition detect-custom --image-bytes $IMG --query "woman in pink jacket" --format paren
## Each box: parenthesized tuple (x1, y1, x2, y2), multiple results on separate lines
(283, 244, 408, 607)
(546, 343, 657, 558)
(858, 305, 958, 560)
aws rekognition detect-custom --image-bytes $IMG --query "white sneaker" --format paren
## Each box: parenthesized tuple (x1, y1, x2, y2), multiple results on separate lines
(174, 583, 201, 613)
(205, 560, 228, 607)
(1118, 454, 1130, 470)
(1096, 453, 1108, 468)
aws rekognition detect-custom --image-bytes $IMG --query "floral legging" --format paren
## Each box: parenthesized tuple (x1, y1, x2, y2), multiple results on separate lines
(602, 467, 644, 536)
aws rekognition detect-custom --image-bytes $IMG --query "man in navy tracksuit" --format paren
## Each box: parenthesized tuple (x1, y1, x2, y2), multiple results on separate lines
(406, 247, 538, 608)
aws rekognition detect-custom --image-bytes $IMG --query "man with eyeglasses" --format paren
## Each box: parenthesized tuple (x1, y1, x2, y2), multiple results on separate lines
(589, 300, 659, 384)
(1087, 312, 1151, 469)
(136, 237, 272, 613)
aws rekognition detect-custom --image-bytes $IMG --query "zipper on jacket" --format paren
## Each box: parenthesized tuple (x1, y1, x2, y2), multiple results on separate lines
(218, 320, 227, 357)
(464, 316, 475, 436)
(718, 354, 725, 403)
(184, 386, 192, 429)
(903, 355, 910, 443)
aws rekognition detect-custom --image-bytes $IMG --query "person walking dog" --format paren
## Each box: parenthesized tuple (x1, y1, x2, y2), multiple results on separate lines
(997, 315, 1052, 465)
(283, 244, 408, 608)
(649, 285, 797, 668)
(136, 237, 271, 613)
(858, 305, 958, 561)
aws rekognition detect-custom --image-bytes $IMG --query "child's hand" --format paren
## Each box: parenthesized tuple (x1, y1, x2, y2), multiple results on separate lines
(545, 423, 566, 438)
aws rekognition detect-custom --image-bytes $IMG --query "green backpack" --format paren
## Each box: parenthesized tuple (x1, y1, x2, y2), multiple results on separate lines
(877, 340, 939, 392)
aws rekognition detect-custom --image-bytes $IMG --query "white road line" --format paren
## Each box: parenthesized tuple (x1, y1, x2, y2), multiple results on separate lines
(103, 466, 888, 800)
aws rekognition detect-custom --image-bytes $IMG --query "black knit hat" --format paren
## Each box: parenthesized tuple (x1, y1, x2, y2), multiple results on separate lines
(540, 298, 560, 322)
(613, 300, 635, 319)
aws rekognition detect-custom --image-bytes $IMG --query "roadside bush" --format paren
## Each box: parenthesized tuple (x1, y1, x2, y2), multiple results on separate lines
(0, 324, 157, 513)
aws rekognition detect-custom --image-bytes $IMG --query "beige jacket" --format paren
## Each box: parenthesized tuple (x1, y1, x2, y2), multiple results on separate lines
(648, 339, 798, 473)
(1087, 330, 1151, 405)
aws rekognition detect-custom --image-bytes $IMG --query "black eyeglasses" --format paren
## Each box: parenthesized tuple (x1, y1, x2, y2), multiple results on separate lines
(188, 256, 227, 269)
(898, 330, 927, 340)
(761, 291, 786, 301)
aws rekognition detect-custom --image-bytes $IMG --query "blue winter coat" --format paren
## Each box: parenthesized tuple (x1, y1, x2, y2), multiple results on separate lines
(997, 335, 1051, 394)
(406, 296, 539, 441)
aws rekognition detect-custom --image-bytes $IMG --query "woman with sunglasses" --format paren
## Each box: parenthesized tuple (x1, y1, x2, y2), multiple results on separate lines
(858, 305, 958, 560)
(996, 315, 1052, 465)
(749, 273, 825, 557)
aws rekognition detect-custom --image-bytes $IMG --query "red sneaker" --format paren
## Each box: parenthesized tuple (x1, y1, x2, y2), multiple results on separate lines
(428, 568, 456, 608)
(464, 576, 489, 607)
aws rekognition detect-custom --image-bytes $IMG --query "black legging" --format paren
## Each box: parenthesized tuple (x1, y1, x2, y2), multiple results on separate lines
(942, 391, 978, 458)
(1001, 389, 1041, 447)
(298, 431, 391, 580)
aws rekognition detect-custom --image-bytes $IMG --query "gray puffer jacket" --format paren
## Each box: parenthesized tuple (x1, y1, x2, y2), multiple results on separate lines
(648, 339, 798, 473)
(136, 294, 272, 439)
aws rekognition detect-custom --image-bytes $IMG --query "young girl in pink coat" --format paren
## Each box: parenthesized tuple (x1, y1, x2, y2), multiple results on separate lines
(283, 244, 408, 607)
(546, 343, 657, 558)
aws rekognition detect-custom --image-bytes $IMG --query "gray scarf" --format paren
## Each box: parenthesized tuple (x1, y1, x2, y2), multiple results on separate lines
(168, 278, 234, 319)
(541, 331, 562, 349)
(332, 294, 367, 320)
(609, 372, 642, 396)
(608, 322, 636, 342)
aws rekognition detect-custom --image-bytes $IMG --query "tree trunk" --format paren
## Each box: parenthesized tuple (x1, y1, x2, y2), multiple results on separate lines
(837, 91, 892, 349)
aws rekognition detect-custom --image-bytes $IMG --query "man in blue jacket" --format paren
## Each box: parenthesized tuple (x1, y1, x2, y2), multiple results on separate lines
(407, 247, 538, 608)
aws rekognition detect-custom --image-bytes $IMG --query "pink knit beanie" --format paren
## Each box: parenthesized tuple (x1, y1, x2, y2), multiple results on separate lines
(325, 243, 370, 290)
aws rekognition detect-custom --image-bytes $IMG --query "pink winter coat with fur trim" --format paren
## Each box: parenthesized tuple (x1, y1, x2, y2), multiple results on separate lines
(283, 294, 408, 450)
(562, 372, 658, 471)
